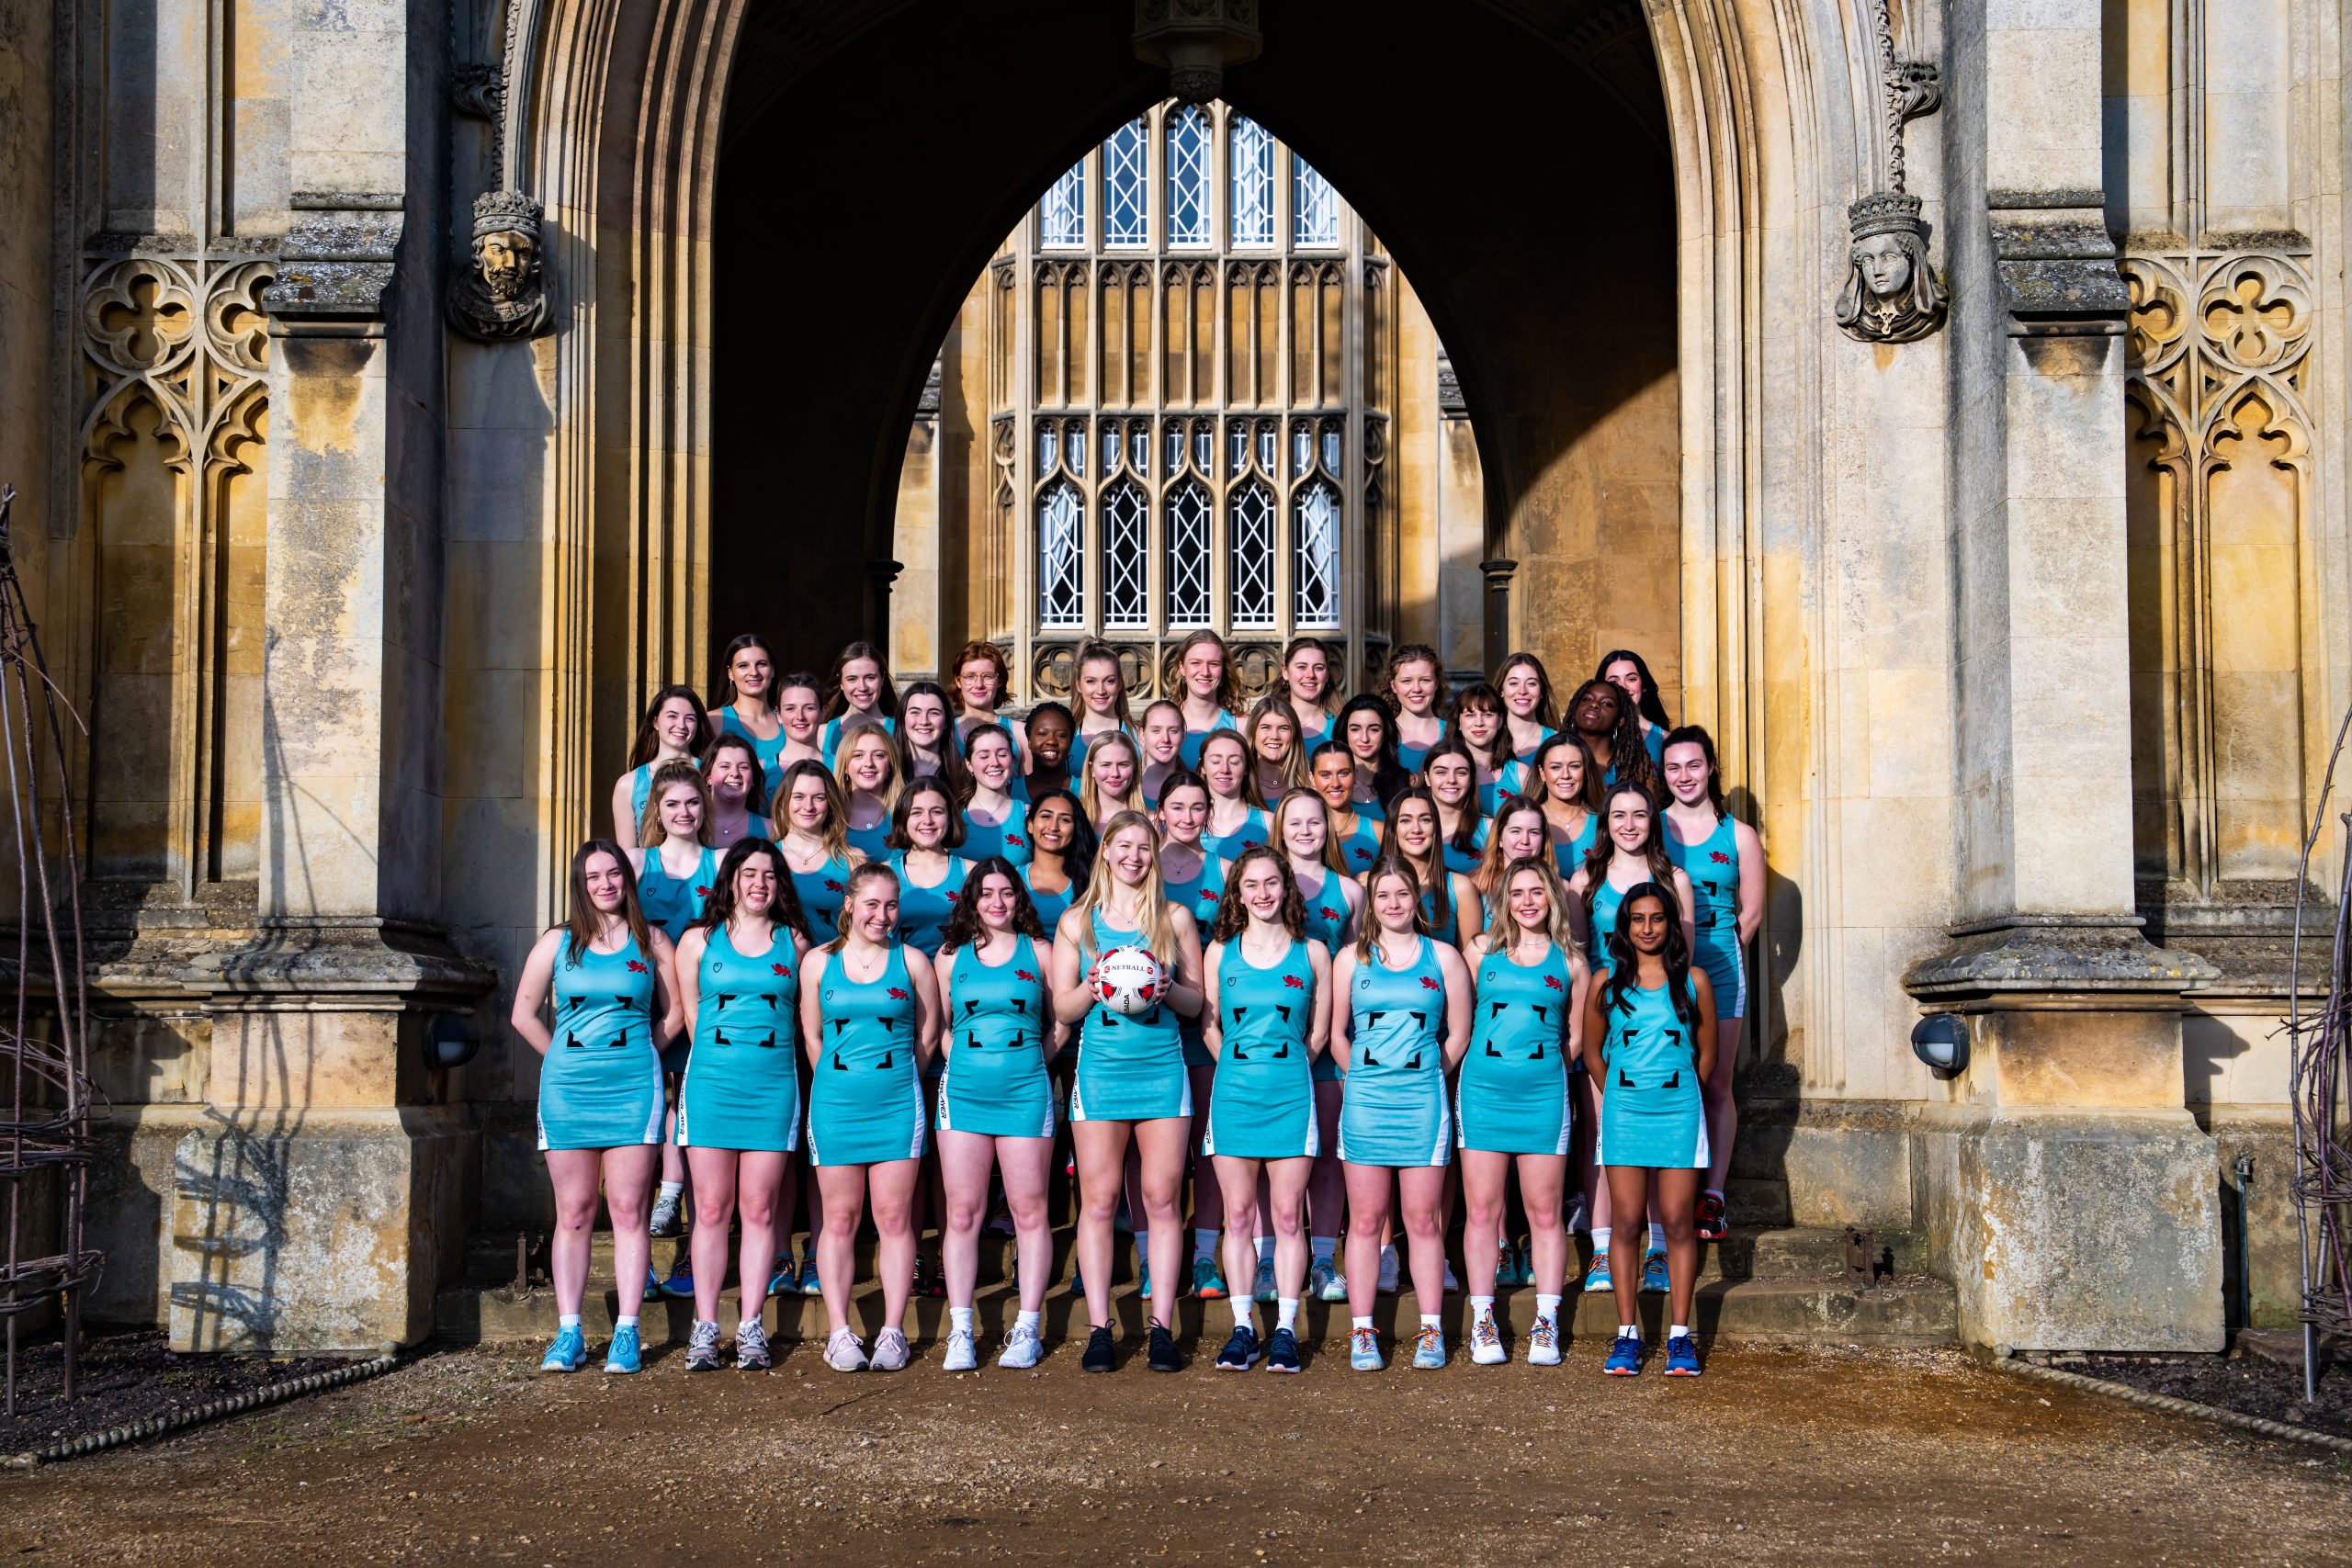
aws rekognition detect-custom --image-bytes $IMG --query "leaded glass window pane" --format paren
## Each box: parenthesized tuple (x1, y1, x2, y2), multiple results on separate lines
(1039, 424, 1058, 472)
(1294, 481, 1340, 627)
(1167, 480, 1212, 626)
(1166, 422, 1185, 477)
(1041, 160, 1087, 248)
(1228, 422, 1246, 477)
(1167, 107, 1212, 247)
(1038, 481, 1084, 627)
(1132, 419, 1152, 474)
(1230, 481, 1276, 629)
(1293, 154, 1339, 247)
(1069, 422, 1088, 475)
(1292, 423, 1311, 476)
(1104, 423, 1123, 473)
(1258, 423, 1277, 472)
(1323, 426, 1341, 475)
(1193, 423, 1212, 473)
(1230, 116, 1275, 246)
(1105, 118, 1149, 247)
(1103, 481, 1149, 628)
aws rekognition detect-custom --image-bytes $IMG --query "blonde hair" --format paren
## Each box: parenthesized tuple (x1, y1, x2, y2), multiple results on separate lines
(825, 861, 902, 953)
(1355, 854, 1429, 962)
(1079, 729, 1146, 825)
(1246, 694, 1310, 795)
(1481, 853, 1584, 964)
(637, 759, 714, 849)
(832, 717, 903, 820)
(1272, 786, 1348, 877)
(1072, 809, 1180, 966)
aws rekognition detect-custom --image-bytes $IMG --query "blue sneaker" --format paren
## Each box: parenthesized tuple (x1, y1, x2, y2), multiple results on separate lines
(1410, 1324, 1446, 1370)
(1137, 1258, 1152, 1300)
(1215, 1324, 1261, 1371)
(1582, 1251, 1613, 1293)
(539, 1324, 586, 1373)
(1603, 1334, 1643, 1376)
(796, 1257, 822, 1297)
(644, 1264, 663, 1301)
(662, 1259, 695, 1300)
(767, 1257, 794, 1296)
(604, 1322, 643, 1374)
(1640, 1249, 1669, 1293)
(1665, 1333, 1702, 1376)
(1349, 1326, 1384, 1371)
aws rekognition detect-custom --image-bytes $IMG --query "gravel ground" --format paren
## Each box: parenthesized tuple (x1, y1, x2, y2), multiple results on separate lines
(3, 1339, 2348, 1564)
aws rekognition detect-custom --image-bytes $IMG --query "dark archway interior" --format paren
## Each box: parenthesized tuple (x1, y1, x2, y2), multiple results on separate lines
(713, 0, 1676, 687)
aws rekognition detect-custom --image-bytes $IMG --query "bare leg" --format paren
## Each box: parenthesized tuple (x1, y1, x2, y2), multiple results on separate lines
(815, 1165, 869, 1335)
(1073, 1120, 1131, 1328)
(1263, 1157, 1312, 1299)
(1213, 1155, 1262, 1316)
(1516, 1154, 1568, 1296)
(868, 1157, 922, 1334)
(1459, 1149, 1509, 1295)
(1134, 1117, 1193, 1330)
(544, 1148, 605, 1320)
(1657, 1168, 1702, 1328)
(685, 1146, 740, 1323)
(1396, 1166, 1449, 1314)
(1187, 1064, 1223, 1250)
(1342, 1162, 1396, 1321)
(1604, 1165, 1650, 1330)
(1704, 1017, 1742, 1195)
(1309, 1080, 1346, 1250)
(603, 1145, 659, 1318)
(998, 1134, 1056, 1316)
(1577, 1069, 1608, 1236)
(937, 1129, 997, 1310)
(735, 1151, 789, 1324)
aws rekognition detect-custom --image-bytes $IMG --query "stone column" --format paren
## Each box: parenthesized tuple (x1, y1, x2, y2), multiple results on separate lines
(166, 0, 488, 1354)
(1908, 0, 2220, 1350)
(1478, 558, 1516, 675)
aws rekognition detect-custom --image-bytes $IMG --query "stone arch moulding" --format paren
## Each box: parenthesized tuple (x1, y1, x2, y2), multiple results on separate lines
(496, 1, 1871, 1018)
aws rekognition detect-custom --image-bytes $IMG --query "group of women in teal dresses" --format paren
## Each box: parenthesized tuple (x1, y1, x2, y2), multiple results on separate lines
(517, 630, 1762, 1379)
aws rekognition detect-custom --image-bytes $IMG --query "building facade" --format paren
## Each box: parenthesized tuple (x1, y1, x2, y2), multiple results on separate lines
(0, 0, 2343, 1354)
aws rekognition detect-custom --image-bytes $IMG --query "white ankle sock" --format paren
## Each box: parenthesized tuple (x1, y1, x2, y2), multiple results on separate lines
(1592, 1226, 1612, 1252)
(949, 1306, 975, 1334)
(1351, 1314, 1374, 1331)
(1258, 1235, 1276, 1264)
(1419, 1313, 1441, 1330)
(616, 1314, 639, 1329)
(1470, 1294, 1495, 1320)
(738, 1317, 760, 1337)
(1648, 1224, 1667, 1251)
(1277, 1297, 1299, 1331)
(1535, 1293, 1562, 1323)
(657, 1181, 683, 1200)
(1231, 1300, 1254, 1332)
(1015, 1309, 1042, 1333)
(1669, 1323, 1690, 1338)
(559, 1314, 581, 1330)
(1617, 1323, 1638, 1340)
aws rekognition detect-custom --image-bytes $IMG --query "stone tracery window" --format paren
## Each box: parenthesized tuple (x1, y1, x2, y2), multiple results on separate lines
(1167, 107, 1213, 248)
(1041, 160, 1087, 249)
(1105, 118, 1149, 248)
(1229, 116, 1275, 247)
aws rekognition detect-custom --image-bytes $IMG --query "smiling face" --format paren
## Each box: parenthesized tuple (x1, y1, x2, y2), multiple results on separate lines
(1311, 750, 1355, 810)
(956, 656, 1002, 713)
(1027, 795, 1075, 853)
(1624, 892, 1671, 955)
(658, 781, 705, 840)
(1541, 745, 1586, 806)
(1238, 857, 1286, 921)
(1508, 867, 1552, 933)
(729, 646, 773, 701)
(1103, 822, 1156, 887)
(656, 695, 700, 752)
(900, 692, 947, 750)
(1201, 734, 1249, 799)
(839, 657, 883, 713)
(1077, 656, 1122, 720)
(967, 730, 1013, 790)
(1392, 796, 1436, 857)
(734, 852, 779, 915)
(904, 790, 951, 850)
(707, 746, 754, 807)
(1090, 743, 1136, 802)
(1345, 707, 1385, 764)
(1601, 657, 1646, 709)
(1456, 703, 1500, 750)
(582, 850, 628, 913)
(1253, 711, 1295, 762)
(1391, 656, 1440, 716)
(844, 732, 894, 793)
(777, 682, 821, 742)
(1283, 645, 1329, 705)
(1500, 663, 1544, 721)
(1158, 782, 1208, 845)
(1662, 740, 1712, 807)
(1498, 807, 1545, 863)
(975, 871, 1020, 932)
(1026, 709, 1072, 770)
(1141, 707, 1184, 764)
(786, 773, 831, 833)
(849, 878, 899, 943)
(1369, 870, 1419, 934)
(1607, 790, 1654, 853)
(1425, 752, 1472, 808)
(1279, 796, 1329, 863)
(1182, 643, 1224, 703)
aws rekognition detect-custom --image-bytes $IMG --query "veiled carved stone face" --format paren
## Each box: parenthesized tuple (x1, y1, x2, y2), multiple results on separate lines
(1854, 234, 1913, 298)
(477, 230, 536, 301)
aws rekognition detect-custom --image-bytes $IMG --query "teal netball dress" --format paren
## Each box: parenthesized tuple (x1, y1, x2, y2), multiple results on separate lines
(1163, 857, 1227, 1069)
(1202, 806, 1271, 863)
(1338, 935, 1452, 1167)
(807, 942, 927, 1166)
(1555, 815, 1600, 878)
(1419, 884, 1473, 947)
(1668, 812, 1747, 1018)
(937, 936, 1055, 1139)
(1455, 942, 1574, 1154)
(716, 709, 790, 810)
(1020, 866, 1075, 930)
(676, 926, 801, 1152)
(537, 937, 665, 1151)
(1587, 864, 1655, 952)
(1296, 866, 1352, 1086)
(1442, 837, 1482, 877)
(625, 761, 661, 829)
(789, 854, 855, 937)
(960, 797, 1033, 867)
(1067, 723, 1133, 774)
(1204, 939, 1318, 1159)
(637, 846, 715, 1072)
(1070, 910, 1191, 1122)
(888, 852, 966, 958)
(845, 814, 890, 862)
(820, 712, 896, 767)
(1334, 815, 1383, 876)
(1180, 712, 1243, 768)
(1595, 972, 1707, 1168)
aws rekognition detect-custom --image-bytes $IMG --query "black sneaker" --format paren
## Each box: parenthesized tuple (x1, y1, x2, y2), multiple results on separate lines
(1147, 1324, 1183, 1372)
(1080, 1325, 1116, 1373)
(1215, 1325, 1261, 1371)
(1265, 1325, 1302, 1373)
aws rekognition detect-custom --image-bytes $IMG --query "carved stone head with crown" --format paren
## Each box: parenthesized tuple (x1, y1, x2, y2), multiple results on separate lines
(448, 188, 551, 341)
(1836, 191, 1947, 344)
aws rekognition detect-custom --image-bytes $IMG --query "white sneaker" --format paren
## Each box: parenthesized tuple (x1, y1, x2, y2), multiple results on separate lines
(1469, 1312, 1506, 1366)
(1527, 1315, 1562, 1366)
(941, 1328, 978, 1371)
(1376, 1246, 1400, 1294)
(997, 1322, 1045, 1369)
(870, 1326, 911, 1371)
(824, 1327, 867, 1372)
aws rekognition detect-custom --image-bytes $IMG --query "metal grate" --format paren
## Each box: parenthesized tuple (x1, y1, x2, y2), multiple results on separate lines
(1293, 153, 1339, 246)
(1040, 160, 1087, 248)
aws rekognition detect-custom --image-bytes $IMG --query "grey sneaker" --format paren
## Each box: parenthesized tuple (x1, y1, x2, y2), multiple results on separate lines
(824, 1327, 867, 1372)
(684, 1319, 723, 1371)
(1252, 1257, 1277, 1303)
(648, 1189, 684, 1237)
(735, 1318, 772, 1371)
(870, 1326, 911, 1371)
(941, 1327, 978, 1371)
(997, 1322, 1045, 1369)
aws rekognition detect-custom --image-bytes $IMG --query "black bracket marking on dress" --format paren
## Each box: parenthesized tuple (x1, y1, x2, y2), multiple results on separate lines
(1617, 1066, 1637, 1089)
(831, 1050, 849, 1069)
(1661, 1070, 1679, 1089)
(610, 1028, 631, 1049)
(1274, 1004, 1291, 1022)
(716, 1028, 733, 1046)
(1532, 1004, 1548, 1023)
(1488, 1001, 1510, 1019)
(756, 1032, 778, 1049)
(563, 1032, 582, 1049)
(964, 1032, 981, 1052)
(1271, 1041, 1289, 1057)
(1408, 1010, 1426, 1029)
(1232, 1005, 1250, 1023)
(831, 1018, 850, 1035)
(877, 1050, 894, 1069)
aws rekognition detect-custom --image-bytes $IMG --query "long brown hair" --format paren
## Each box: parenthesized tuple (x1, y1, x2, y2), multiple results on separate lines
(937, 855, 1052, 952)
(775, 759, 855, 864)
(1494, 650, 1560, 729)
(1199, 728, 1265, 809)
(716, 634, 780, 716)
(700, 732, 768, 817)
(1355, 852, 1430, 960)
(885, 774, 968, 852)
(1171, 628, 1239, 714)
(1272, 786, 1348, 876)
(1580, 780, 1679, 901)
(1380, 641, 1444, 715)
(1378, 785, 1453, 933)
(1209, 843, 1305, 942)
(1245, 693, 1310, 795)
(822, 639, 899, 720)
(628, 684, 712, 768)
(1476, 794, 1550, 897)
(695, 837, 814, 945)
(1074, 640, 1136, 730)
(1661, 723, 1727, 814)
(564, 839, 657, 964)
(637, 758, 714, 849)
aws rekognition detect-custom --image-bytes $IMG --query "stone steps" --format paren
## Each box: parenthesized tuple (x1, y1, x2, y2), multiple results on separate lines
(436, 1224, 1952, 1349)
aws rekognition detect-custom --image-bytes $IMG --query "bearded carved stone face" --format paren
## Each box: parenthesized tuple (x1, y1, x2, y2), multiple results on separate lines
(475, 229, 536, 301)
(1853, 234, 1913, 298)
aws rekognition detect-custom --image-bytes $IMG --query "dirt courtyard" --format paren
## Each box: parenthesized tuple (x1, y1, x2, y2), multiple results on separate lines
(4, 1340, 2348, 1564)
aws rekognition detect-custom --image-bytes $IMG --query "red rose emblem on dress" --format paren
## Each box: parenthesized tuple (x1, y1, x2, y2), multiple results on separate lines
(1015, 969, 1037, 982)
(1283, 974, 1306, 990)
(1419, 976, 1441, 991)
(627, 960, 649, 974)
(773, 963, 789, 976)
(1710, 850, 1731, 864)
(1544, 974, 1564, 991)
(888, 987, 910, 1000)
